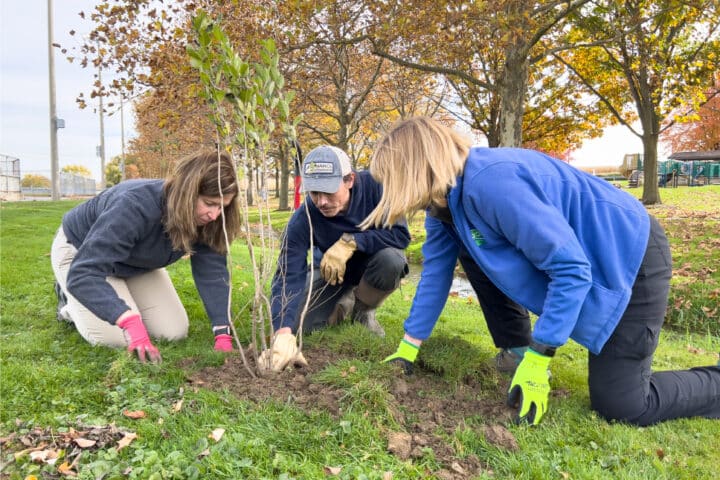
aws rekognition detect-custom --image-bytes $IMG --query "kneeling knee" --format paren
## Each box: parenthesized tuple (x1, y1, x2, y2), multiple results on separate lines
(591, 394, 654, 427)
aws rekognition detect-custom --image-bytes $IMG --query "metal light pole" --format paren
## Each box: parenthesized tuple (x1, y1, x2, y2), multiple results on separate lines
(47, 0, 60, 200)
(120, 96, 126, 181)
(98, 64, 106, 189)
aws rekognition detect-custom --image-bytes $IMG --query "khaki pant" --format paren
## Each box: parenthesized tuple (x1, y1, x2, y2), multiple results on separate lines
(50, 228, 189, 348)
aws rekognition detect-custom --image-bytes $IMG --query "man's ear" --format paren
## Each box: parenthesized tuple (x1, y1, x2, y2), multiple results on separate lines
(346, 172, 356, 188)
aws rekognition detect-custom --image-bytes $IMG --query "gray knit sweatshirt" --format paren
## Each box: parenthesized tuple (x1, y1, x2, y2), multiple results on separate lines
(61, 179, 230, 328)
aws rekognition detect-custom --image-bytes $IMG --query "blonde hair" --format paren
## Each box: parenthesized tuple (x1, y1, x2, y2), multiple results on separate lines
(163, 150, 241, 254)
(361, 116, 471, 229)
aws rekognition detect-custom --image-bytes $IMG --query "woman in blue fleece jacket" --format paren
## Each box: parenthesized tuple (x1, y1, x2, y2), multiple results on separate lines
(50, 151, 242, 362)
(364, 116, 719, 426)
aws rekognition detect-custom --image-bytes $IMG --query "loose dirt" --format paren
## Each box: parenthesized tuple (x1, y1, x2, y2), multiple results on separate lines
(186, 346, 522, 479)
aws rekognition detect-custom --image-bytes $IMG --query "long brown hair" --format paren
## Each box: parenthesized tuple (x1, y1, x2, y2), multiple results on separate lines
(163, 150, 241, 254)
(361, 116, 471, 229)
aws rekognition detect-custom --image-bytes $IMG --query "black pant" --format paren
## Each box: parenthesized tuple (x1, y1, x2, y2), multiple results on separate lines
(589, 216, 720, 426)
(458, 245, 532, 349)
(301, 247, 408, 333)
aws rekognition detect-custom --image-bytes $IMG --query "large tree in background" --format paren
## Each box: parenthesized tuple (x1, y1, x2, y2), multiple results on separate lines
(366, 0, 600, 149)
(557, 0, 720, 204)
(276, 0, 437, 168)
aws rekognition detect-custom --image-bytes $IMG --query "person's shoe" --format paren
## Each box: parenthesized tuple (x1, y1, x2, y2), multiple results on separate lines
(351, 299, 386, 337)
(54, 281, 70, 322)
(495, 346, 527, 375)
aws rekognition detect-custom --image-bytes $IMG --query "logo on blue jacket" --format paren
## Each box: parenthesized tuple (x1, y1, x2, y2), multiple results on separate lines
(470, 229, 485, 246)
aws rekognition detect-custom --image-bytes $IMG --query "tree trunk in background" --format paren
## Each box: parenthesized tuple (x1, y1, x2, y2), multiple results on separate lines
(278, 142, 290, 210)
(641, 132, 660, 204)
(498, 44, 529, 147)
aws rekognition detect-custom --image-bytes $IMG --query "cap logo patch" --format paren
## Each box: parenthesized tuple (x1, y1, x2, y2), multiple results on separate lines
(304, 161, 335, 175)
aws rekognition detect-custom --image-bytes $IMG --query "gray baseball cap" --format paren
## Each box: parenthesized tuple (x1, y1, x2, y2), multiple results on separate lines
(301, 146, 352, 193)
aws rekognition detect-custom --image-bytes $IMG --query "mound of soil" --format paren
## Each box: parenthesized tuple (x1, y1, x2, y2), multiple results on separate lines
(186, 347, 521, 479)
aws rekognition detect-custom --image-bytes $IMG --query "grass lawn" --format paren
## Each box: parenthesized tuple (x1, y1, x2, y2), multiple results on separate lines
(1, 186, 718, 479)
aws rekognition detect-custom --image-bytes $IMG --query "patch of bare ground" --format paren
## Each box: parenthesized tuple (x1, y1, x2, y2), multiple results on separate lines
(186, 346, 523, 479)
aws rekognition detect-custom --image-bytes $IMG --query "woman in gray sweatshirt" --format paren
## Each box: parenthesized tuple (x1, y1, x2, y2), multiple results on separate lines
(51, 150, 242, 362)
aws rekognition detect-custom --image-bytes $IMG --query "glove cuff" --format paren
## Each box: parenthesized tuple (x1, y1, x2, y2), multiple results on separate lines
(117, 313, 142, 329)
(397, 339, 419, 362)
(529, 340, 556, 357)
(526, 348, 553, 367)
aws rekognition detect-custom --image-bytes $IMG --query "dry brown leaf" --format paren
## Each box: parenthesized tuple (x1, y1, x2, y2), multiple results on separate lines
(323, 466, 342, 475)
(382, 472, 394, 480)
(116, 432, 138, 451)
(172, 399, 184, 412)
(198, 448, 211, 459)
(30, 449, 59, 465)
(73, 438, 96, 448)
(122, 410, 146, 419)
(686, 345, 706, 355)
(209, 428, 225, 442)
(57, 461, 77, 477)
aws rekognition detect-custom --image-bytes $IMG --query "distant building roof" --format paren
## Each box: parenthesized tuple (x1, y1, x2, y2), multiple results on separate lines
(668, 150, 720, 161)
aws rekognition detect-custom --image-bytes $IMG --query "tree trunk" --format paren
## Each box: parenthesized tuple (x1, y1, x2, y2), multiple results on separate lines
(641, 132, 661, 204)
(278, 142, 290, 210)
(246, 164, 254, 207)
(498, 45, 529, 147)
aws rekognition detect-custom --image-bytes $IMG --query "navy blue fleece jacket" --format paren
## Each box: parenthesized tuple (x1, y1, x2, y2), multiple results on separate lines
(270, 171, 410, 331)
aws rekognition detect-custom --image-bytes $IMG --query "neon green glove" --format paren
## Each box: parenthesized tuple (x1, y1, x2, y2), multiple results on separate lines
(506, 349, 552, 425)
(383, 339, 419, 374)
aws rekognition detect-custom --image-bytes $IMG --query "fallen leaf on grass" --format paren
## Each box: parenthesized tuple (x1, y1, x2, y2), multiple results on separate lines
(73, 438, 96, 448)
(209, 428, 225, 442)
(116, 432, 137, 451)
(383, 473, 394, 480)
(198, 448, 211, 459)
(30, 449, 59, 465)
(686, 345, 707, 355)
(57, 461, 77, 477)
(122, 410, 146, 419)
(172, 399, 184, 412)
(323, 466, 342, 475)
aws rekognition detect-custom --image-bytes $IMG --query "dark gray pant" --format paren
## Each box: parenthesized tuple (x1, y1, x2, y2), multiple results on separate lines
(301, 247, 408, 333)
(589, 216, 720, 426)
(458, 246, 532, 349)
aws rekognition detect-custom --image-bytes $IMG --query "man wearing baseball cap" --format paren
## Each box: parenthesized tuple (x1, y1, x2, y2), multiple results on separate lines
(259, 145, 410, 372)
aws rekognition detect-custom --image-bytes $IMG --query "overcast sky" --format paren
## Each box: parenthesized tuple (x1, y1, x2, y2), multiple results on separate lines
(1, 0, 133, 182)
(1, 1, 646, 184)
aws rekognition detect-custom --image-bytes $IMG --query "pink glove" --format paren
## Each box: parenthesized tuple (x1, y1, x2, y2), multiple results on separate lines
(117, 313, 161, 364)
(214, 334, 233, 352)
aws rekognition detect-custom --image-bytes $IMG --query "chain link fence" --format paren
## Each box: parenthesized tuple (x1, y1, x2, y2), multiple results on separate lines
(1, 154, 97, 200)
(0, 154, 21, 201)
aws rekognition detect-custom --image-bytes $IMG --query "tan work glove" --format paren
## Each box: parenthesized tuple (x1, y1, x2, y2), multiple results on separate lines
(258, 332, 309, 372)
(320, 235, 357, 285)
